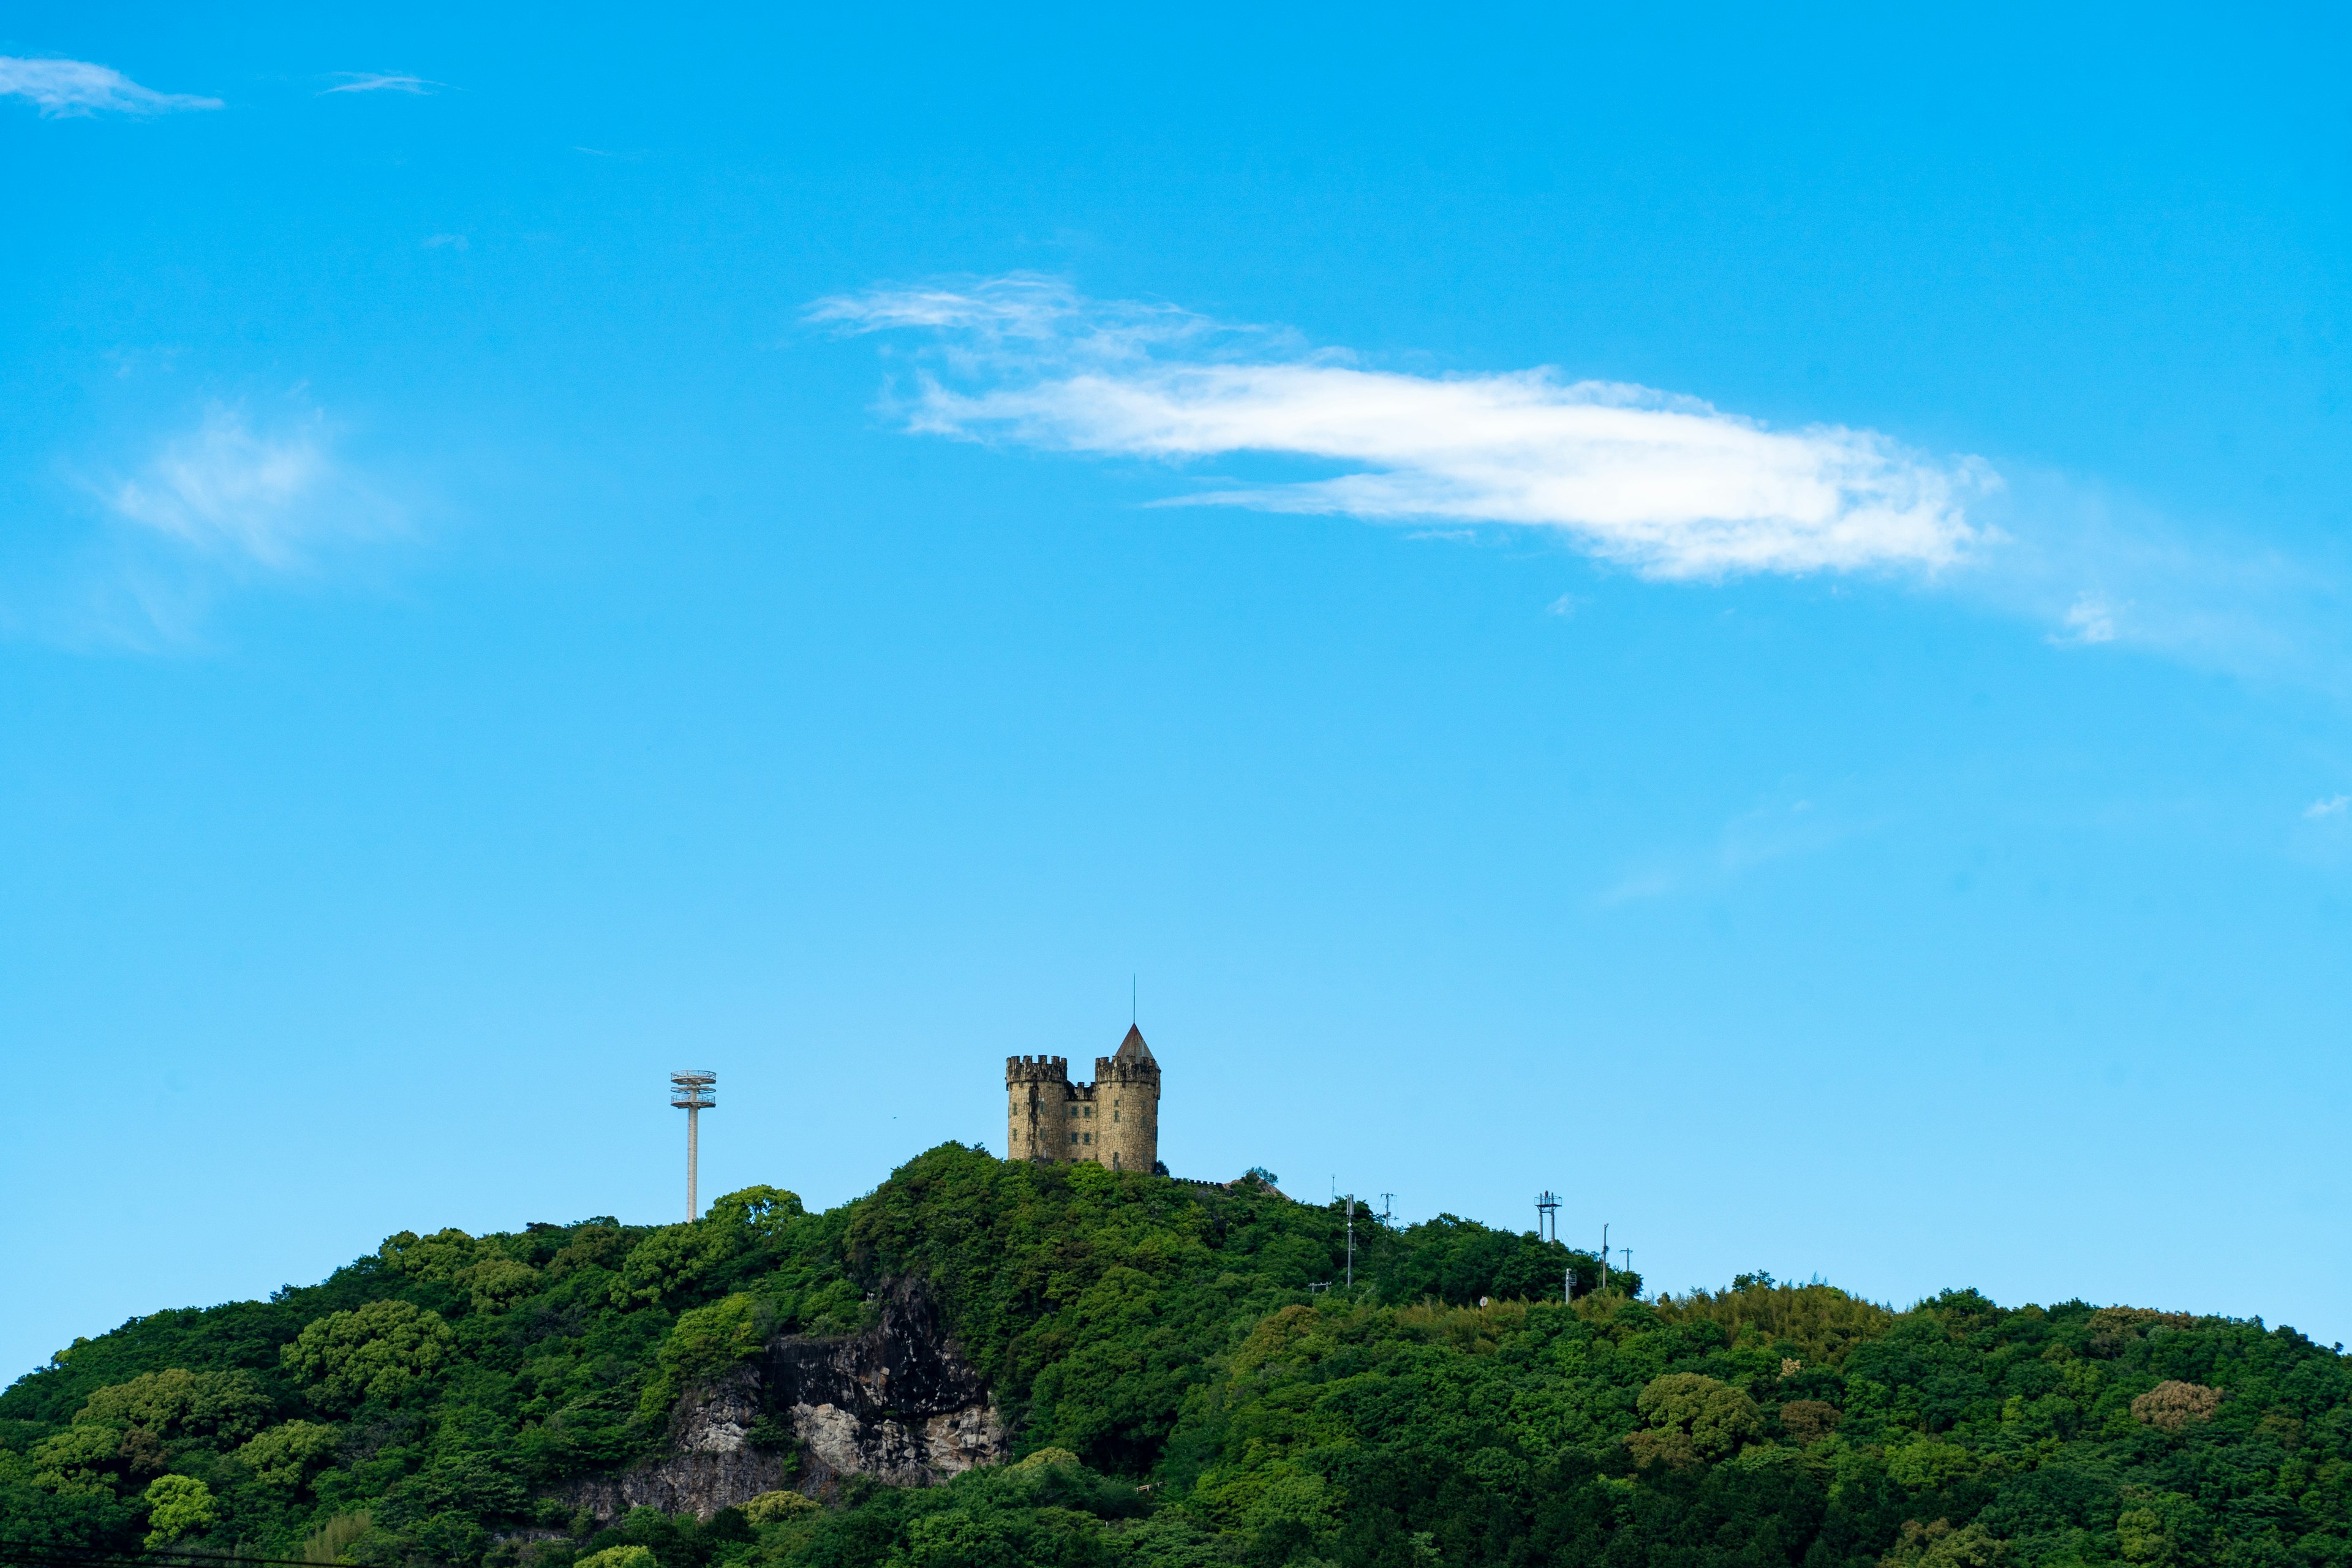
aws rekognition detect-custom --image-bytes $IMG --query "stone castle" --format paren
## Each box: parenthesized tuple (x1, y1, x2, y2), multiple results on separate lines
(1005, 1024, 1161, 1172)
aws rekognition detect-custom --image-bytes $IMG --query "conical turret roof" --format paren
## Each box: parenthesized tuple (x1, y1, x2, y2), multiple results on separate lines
(1112, 1023, 1157, 1068)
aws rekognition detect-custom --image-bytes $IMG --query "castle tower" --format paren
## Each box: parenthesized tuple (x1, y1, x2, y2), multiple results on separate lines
(1005, 1055, 1071, 1163)
(1005, 1026, 1160, 1172)
(1094, 1025, 1159, 1175)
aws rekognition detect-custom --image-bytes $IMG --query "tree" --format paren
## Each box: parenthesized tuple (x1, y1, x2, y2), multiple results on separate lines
(706, 1186, 805, 1239)
(281, 1299, 454, 1407)
(233, 1420, 340, 1489)
(76, 1368, 271, 1445)
(1626, 1374, 1761, 1469)
(139, 1474, 215, 1548)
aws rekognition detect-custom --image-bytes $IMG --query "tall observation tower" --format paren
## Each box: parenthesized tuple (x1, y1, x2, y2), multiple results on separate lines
(669, 1070, 717, 1220)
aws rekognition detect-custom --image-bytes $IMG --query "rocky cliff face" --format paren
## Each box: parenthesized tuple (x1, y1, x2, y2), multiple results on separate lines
(557, 1365, 788, 1520)
(767, 1276, 1009, 1491)
(562, 1278, 1007, 1520)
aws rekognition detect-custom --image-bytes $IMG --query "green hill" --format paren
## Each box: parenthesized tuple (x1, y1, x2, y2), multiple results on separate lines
(4, 1145, 2345, 1568)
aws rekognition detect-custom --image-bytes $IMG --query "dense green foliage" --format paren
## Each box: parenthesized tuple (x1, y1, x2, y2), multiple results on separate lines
(6, 1144, 2347, 1568)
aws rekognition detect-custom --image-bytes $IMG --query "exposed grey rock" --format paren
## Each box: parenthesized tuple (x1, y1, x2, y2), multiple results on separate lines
(557, 1365, 786, 1520)
(768, 1277, 1009, 1491)
(558, 1278, 1005, 1520)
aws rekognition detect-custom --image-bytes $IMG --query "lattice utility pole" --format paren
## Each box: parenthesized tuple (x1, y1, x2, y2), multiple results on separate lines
(670, 1070, 717, 1220)
(1346, 1197, 1356, 1289)
(1536, 1189, 1564, 1300)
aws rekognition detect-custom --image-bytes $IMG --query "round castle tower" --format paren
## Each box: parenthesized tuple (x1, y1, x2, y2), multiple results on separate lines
(1004, 1025, 1159, 1173)
(1093, 1024, 1159, 1174)
(1004, 1054, 1070, 1164)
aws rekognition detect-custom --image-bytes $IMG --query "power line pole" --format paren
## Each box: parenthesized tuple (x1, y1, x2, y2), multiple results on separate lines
(1600, 1223, 1610, 1293)
(670, 1070, 717, 1221)
(1345, 1196, 1356, 1289)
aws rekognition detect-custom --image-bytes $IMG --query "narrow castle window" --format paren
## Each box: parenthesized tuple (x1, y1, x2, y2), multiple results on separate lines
(1069, 1133, 1078, 1145)
(1112, 1110, 1120, 1121)
(1084, 1133, 1092, 1144)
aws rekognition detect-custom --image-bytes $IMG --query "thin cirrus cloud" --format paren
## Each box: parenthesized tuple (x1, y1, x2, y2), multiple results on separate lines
(1596, 790, 1885, 907)
(106, 405, 396, 573)
(811, 276, 1996, 581)
(322, 72, 440, 95)
(0, 55, 221, 116)
(7, 404, 401, 649)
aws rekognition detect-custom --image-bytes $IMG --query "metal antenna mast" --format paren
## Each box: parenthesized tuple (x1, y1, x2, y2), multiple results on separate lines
(1380, 1192, 1395, 1221)
(1345, 1196, 1356, 1290)
(669, 1070, 717, 1221)
(1600, 1223, 1610, 1293)
(1536, 1190, 1560, 1243)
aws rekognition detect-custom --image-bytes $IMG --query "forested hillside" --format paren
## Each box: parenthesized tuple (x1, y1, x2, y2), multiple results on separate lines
(5, 1145, 2346, 1568)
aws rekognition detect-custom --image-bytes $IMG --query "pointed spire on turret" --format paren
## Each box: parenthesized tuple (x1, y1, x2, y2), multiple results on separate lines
(1113, 1022, 1157, 1068)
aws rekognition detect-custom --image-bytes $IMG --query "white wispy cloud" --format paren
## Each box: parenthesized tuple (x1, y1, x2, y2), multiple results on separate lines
(1597, 791, 1880, 906)
(2051, 592, 2119, 646)
(2307, 795, 2350, 820)
(813, 276, 1995, 580)
(323, 72, 439, 95)
(105, 405, 393, 571)
(1962, 470, 2351, 685)
(5, 404, 406, 649)
(0, 56, 221, 116)
(819, 277, 2352, 684)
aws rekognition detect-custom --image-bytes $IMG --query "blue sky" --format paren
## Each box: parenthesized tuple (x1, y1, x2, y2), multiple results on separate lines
(2, 2, 2349, 1381)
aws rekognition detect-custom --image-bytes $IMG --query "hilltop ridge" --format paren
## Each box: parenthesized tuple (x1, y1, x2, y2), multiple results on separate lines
(4, 1144, 2344, 1568)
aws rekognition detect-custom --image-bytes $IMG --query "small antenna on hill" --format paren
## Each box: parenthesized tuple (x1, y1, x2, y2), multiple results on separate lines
(1600, 1223, 1609, 1292)
(669, 1070, 717, 1221)
(1380, 1192, 1395, 1221)
(1536, 1190, 1559, 1243)
(1131, 974, 1137, 1028)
